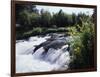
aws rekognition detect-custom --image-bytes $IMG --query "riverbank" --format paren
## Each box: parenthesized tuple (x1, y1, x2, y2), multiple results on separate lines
(16, 27, 69, 40)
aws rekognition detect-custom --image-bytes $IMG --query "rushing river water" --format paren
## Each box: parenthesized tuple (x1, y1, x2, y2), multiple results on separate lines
(16, 34, 73, 73)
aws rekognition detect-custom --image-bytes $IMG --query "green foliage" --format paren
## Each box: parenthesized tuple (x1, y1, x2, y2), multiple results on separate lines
(30, 13, 40, 27)
(69, 19, 95, 69)
(16, 4, 90, 40)
(16, 4, 76, 28)
(16, 27, 68, 39)
(40, 10, 52, 27)
(19, 10, 31, 26)
(67, 26, 79, 36)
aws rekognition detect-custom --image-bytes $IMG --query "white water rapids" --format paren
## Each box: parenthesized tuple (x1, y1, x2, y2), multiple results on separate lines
(16, 35, 73, 73)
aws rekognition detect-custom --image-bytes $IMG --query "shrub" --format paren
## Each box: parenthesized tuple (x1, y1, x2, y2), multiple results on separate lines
(69, 22, 95, 69)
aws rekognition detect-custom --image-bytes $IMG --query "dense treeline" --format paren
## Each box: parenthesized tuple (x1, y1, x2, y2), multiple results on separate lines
(16, 4, 91, 31)
(16, 4, 75, 28)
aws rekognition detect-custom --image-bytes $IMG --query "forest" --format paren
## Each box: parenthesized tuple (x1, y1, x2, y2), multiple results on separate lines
(16, 3, 96, 71)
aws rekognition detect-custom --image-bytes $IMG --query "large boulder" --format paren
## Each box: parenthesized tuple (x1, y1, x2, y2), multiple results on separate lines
(32, 37, 68, 54)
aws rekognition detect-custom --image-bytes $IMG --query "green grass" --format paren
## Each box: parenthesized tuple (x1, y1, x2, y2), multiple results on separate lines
(16, 27, 69, 40)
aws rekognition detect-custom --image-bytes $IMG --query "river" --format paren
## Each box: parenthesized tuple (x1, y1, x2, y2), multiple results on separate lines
(16, 34, 73, 73)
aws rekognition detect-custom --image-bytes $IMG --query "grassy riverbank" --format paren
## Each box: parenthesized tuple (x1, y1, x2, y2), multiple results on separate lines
(16, 27, 69, 40)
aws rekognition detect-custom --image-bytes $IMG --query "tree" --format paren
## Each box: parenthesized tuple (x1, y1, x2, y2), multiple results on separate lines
(16, 4, 39, 24)
(92, 9, 96, 23)
(30, 13, 40, 27)
(72, 13, 77, 26)
(51, 9, 69, 27)
(40, 9, 52, 27)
